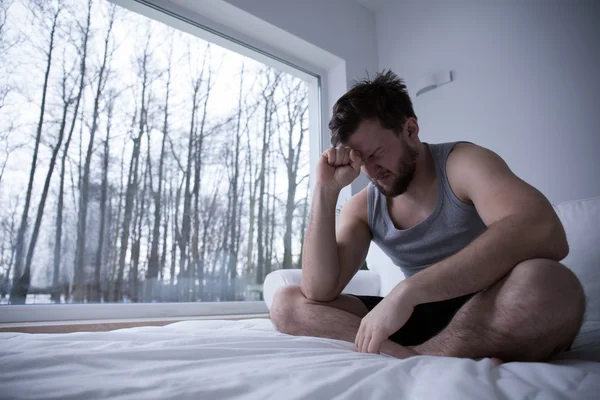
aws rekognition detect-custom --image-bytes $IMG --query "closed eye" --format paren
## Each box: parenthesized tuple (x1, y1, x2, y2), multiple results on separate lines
(368, 148, 383, 163)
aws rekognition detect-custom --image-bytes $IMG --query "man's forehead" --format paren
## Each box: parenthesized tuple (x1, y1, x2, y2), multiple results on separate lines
(347, 135, 376, 155)
(346, 119, 386, 153)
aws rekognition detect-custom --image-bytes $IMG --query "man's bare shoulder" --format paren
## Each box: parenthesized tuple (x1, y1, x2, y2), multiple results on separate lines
(340, 186, 369, 225)
(447, 142, 507, 171)
(446, 142, 511, 203)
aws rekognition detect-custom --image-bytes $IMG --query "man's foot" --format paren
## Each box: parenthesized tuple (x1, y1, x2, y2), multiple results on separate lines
(475, 357, 504, 366)
(375, 340, 419, 359)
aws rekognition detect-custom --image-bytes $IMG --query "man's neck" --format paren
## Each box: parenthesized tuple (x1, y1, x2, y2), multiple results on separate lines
(392, 142, 437, 205)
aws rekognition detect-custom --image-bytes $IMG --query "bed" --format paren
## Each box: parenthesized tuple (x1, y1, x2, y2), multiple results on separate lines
(1, 196, 599, 400)
(1, 318, 599, 400)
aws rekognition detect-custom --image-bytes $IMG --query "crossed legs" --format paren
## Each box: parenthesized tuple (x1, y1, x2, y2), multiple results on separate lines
(269, 259, 586, 362)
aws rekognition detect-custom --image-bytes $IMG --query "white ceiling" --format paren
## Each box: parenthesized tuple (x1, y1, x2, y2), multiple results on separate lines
(354, 0, 388, 13)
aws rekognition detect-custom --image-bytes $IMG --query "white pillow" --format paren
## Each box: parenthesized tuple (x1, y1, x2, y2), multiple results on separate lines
(554, 197, 600, 324)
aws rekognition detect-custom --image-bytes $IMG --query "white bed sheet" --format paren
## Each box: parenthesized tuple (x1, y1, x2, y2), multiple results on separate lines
(1, 318, 599, 400)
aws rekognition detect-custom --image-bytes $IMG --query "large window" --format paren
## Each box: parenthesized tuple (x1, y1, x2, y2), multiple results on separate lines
(0, 0, 317, 306)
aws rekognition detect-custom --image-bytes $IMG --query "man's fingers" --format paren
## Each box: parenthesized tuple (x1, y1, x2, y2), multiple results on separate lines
(341, 146, 351, 166)
(367, 335, 383, 354)
(325, 148, 336, 165)
(349, 150, 362, 171)
(356, 330, 363, 352)
(362, 333, 372, 353)
(349, 149, 361, 164)
(334, 147, 347, 166)
(324, 147, 359, 168)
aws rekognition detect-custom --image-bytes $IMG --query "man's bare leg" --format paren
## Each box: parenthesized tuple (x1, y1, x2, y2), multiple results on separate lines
(270, 259, 585, 362)
(411, 259, 586, 362)
(269, 285, 416, 359)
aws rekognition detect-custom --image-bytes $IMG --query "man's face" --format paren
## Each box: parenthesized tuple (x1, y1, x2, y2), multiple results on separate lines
(347, 118, 419, 197)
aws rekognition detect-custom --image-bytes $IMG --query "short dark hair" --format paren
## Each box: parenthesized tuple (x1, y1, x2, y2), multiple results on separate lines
(329, 70, 417, 146)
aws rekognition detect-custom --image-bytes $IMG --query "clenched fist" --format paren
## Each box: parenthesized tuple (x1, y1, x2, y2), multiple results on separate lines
(317, 146, 362, 192)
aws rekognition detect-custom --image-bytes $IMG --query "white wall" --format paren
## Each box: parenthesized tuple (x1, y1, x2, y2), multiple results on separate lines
(374, 0, 600, 204)
(222, 0, 378, 87)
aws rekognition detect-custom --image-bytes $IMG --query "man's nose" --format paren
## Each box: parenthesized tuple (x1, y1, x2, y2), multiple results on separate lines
(363, 163, 382, 178)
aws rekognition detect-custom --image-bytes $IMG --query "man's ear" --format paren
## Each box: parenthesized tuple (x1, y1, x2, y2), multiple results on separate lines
(405, 117, 419, 139)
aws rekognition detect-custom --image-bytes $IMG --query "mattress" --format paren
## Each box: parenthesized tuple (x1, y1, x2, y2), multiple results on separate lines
(1, 318, 599, 400)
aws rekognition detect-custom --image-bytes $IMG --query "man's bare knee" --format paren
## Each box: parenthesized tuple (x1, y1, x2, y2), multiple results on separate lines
(494, 259, 585, 360)
(269, 285, 306, 334)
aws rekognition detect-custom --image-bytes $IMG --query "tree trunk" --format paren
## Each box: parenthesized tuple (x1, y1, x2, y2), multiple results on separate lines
(10, 3, 62, 304)
(171, 174, 184, 289)
(2, 200, 19, 299)
(23, 67, 73, 296)
(114, 122, 142, 302)
(256, 70, 280, 286)
(280, 81, 307, 270)
(146, 41, 172, 302)
(219, 188, 232, 301)
(245, 111, 260, 284)
(226, 64, 244, 300)
(130, 151, 149, 302)
(159, 183, 169, 291)
(297, 175, 310, 269)
(266, 154, 276, 277)
(114, 28, 153, 302)
(191, 48, 211, 302)
(199, 187, 219, 301)
(75, 4, 113, 302)
(91, 93, 114, 302)
(179, 64, 203, 301)
(108, 133, 128, 301)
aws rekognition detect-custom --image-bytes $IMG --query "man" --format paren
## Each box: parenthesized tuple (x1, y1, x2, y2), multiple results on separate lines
(269, 70, 586, 363)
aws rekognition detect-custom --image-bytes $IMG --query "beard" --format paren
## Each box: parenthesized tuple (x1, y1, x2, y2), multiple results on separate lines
(371, 145, 419, 197)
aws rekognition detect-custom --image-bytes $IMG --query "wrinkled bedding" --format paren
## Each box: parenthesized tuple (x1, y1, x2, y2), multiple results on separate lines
(1, 318, 599, 400)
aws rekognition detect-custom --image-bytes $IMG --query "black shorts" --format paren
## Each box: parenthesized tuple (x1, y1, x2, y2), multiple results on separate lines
(348, 293, 474, 346)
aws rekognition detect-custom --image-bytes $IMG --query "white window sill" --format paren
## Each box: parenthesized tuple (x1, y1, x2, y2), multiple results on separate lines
(0, 313, 270, 333)
(0, 301, 269, 324)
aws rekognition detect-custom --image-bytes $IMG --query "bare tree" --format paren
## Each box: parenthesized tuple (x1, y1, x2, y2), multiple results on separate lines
(0, 195, 19, 299)
(170, 168, 184, 290)
(297, 174, 310, 269)
(264, 147, 276, 279)
(0, 0, 18, 112)
(178, 43, 211, 301)
(0, 0, 18, 54)
(0, 1, 12, 50)
(23, 43, 80, 299)
(198, 184, 220, 301)
(73, 0, 113, 302)
(90, 90, 116, 302)
(113, 24, 156, 302)
(10, 0, 63, 304)
(191, 45, 212, 301)
(223, 64, 245, 300)
(0, 0, 21, 189)
(145, 36, 173, 302)
(107, 117, 132, 301)
(130, 147, 150, 302)
(255, 69, 281, 286)
(278, 79, 308, 270)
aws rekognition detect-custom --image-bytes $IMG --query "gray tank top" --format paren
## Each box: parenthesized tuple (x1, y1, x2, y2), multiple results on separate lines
(367, 142, 487, 278)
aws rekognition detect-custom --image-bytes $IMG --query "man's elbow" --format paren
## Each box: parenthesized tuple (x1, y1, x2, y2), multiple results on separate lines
(300, 284, 337, 303)
(543, 218, 569, 261)
(555, 233, 569, 261)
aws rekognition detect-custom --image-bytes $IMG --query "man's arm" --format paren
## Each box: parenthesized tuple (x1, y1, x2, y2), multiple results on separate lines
(301, 146, 371, 302)
(301, 188, 371, 302)
(397, 144, 569, 305)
